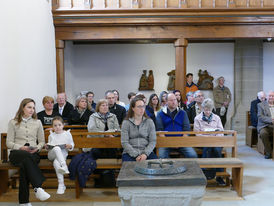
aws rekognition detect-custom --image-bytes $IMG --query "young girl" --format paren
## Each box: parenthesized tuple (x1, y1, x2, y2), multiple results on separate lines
(46, 116, 74, 194)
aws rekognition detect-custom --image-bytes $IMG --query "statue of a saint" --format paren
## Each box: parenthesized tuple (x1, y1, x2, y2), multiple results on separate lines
(147, 70, 154, 90)
(139, 70, 148, 90)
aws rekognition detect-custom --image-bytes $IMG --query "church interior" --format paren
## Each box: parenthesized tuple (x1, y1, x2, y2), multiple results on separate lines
(0, 0, 274, 205)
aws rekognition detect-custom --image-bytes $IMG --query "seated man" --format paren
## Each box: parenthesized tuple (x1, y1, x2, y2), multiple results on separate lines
(156, 93, 197, 158)
(53, 93, 74, 122)
(186, 90, 205, 124)
(106, 90, 126, 125)
(250, 91, 266, 128)
(86, 91, 96, 111)
(257, 91, 274, 159)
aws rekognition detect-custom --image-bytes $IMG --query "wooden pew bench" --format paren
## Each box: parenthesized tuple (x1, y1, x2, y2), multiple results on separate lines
(0, 130, 243, 198)
(246, 111, 258, 147)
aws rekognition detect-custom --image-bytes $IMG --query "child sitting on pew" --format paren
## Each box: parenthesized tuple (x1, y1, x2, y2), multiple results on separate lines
(46, 116, 74, 194)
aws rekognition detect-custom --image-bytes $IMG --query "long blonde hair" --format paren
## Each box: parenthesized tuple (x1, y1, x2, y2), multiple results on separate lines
(14, 98, 37, 125)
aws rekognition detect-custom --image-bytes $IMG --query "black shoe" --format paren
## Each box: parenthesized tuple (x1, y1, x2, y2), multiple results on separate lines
(265, 154, 272, 159)
(216, 177, 226, 186)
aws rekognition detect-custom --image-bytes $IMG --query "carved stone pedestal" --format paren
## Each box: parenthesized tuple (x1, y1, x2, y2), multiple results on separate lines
(117, 160, 206, 206)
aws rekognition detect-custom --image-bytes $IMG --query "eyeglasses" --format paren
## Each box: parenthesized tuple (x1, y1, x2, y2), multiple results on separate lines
(136, 105, 146, 109)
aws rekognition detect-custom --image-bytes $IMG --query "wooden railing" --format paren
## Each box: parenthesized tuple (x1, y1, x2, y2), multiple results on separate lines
(52, 0, 274, 10)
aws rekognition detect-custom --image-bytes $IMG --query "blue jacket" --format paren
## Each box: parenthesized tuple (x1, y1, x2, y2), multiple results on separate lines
(68, 152, 97, 187)
(156, 107, 190, 132)
(250, 98, 261, 127)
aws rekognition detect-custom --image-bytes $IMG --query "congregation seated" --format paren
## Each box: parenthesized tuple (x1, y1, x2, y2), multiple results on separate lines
(173, 90, 187, 110)
(257, 91, 274, 159)
(86, 91, 96, 112)
(37, 96, 60, 125)
(68, 95, 93, 125)
(193, 98, 225, 186)
(106, 90, 126, 125)
(186, 90, 205, 124)
(156, 93, 197, 158)
(125, 92, 136, 112)
(121, 97, 158, 161)
(250, 91, 266, 128)
(53, 93, 74, 122)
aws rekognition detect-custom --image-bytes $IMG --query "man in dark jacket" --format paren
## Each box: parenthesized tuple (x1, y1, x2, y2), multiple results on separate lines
(186, 90, 205, 124)
(106, 90, 126, 125)
(156, 93, 197, 158)
(53, 93, 74, 122)
(250, 91, 266, 127)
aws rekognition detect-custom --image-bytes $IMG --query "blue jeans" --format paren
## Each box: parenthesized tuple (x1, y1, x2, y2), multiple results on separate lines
(158, 147, 197, 158)
(122, 152, 158, 162)
(202, 147, 223, 172)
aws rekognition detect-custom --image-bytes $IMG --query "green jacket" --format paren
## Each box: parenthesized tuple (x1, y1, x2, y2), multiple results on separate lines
(213, 85, 231, 108)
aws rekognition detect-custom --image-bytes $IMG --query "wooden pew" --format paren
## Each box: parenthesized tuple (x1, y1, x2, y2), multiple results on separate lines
(246, 111, 258, 147)
(0, 130, 243, 198)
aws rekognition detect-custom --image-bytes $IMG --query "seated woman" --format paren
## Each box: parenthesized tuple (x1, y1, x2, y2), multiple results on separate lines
(69, 95, 93, 125)
(193, 98, 225, 186)
(121, 97, 158, 161)
(159, 91, 168, 108)
(37, 96, 59, 125)
(7, 98, 50, 206)
(87, 99, 120, 157)
(148, 93, 160, 117)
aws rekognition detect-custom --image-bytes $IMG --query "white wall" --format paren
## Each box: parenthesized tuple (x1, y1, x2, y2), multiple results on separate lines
(0, 0, 56, 133)
(263, 42, 274, 93)
(65, 42, 176, 104)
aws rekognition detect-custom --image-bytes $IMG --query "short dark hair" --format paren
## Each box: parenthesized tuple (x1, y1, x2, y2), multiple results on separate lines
(128, 92, 136, 100)
(86, 91, 94, 97)
(186, 73, 193, 78)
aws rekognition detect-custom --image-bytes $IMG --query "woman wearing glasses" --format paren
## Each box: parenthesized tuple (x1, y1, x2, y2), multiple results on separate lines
(121, 97, 158, 161)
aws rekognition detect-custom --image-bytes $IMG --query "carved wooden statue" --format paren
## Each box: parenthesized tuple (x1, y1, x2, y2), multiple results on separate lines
(147, 70, 154, 90)
(167, 69, 175, 91)
(197, 69, 214, 90)
(139, 70, 148, 90)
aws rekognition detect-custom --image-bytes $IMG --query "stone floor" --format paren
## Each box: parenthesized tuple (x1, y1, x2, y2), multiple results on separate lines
(1, 134, 274, 206)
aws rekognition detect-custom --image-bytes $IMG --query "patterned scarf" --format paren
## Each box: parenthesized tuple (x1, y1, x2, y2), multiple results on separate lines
(202, 112, 213, 124)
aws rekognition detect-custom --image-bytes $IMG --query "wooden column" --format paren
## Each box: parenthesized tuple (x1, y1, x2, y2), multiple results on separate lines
(56, 40, 65, 93)
(174, 38, 188, 101)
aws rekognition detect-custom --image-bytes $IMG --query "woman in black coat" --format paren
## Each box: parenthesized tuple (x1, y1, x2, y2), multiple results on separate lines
(69, 96, 93, 125)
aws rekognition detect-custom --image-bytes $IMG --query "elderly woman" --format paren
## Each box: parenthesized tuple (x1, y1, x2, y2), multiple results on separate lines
(87, 99, 120, 157)
(37, 96, 60, 125)
(7, 98, 50, 205)
(68, 95, 93, 125)
(193, 98, 225, 186)
(121, 97, 158, 161)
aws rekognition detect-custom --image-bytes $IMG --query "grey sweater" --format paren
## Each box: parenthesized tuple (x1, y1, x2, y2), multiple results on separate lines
(121, 117, 156, 158)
